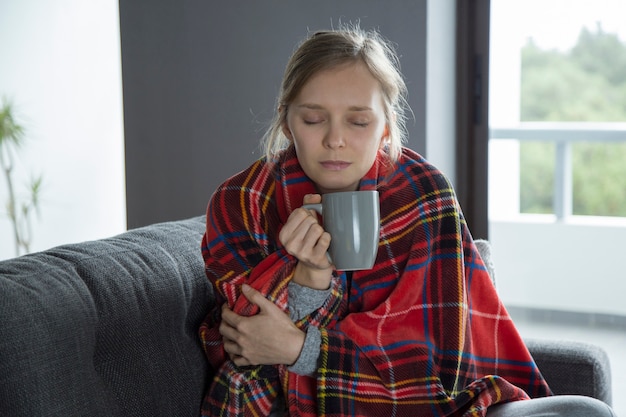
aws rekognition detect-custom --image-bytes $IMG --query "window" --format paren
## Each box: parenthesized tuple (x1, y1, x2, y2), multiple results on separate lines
(489, 1, 626, 414)
(0, 2, 125, 260)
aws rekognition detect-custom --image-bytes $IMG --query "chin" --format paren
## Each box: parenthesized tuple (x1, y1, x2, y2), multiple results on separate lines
(312, 173, 360, 194)
(318, 184, 359, 194)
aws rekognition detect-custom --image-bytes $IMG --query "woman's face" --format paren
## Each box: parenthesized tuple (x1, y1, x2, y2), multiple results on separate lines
(283, 61, 388, 194)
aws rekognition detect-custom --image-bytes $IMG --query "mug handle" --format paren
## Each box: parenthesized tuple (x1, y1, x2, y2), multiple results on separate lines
(301, 203, 322, 214)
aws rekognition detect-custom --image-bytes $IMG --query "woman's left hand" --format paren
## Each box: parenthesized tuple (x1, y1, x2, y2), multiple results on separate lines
(220, 284, 305, 367)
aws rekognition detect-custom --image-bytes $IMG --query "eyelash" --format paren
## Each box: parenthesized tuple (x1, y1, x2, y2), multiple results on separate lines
(303, 120, 369, 127)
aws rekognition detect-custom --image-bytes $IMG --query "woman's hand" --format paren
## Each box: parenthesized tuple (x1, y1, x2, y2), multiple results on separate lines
(220, 284, 305, 367)
(279, 194, 334, 290)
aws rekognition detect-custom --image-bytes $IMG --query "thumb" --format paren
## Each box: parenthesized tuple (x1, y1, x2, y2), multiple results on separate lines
(303, 193, 322, 205)
(241, 284, 273, 311)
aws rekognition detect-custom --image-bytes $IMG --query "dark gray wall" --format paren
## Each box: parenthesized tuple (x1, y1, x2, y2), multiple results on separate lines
(120, 1, 428, 228)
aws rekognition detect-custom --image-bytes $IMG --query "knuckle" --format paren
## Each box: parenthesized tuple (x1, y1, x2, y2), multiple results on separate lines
(283, 241, 299, 257)
(319, 232, 331, 245)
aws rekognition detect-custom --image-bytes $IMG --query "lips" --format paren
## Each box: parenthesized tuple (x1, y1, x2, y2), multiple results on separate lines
(320, 160, 351, 171)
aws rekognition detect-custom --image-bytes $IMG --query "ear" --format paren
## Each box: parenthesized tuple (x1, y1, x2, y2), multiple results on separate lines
(379, 124, 390, 149)
(279, 105, 294, 141)
(282, 122, 294, 141)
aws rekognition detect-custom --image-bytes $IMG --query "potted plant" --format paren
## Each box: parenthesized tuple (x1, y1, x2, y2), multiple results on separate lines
(0, 97, 43, 257)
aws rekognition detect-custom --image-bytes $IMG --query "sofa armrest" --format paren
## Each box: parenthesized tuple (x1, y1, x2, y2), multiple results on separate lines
(525, 338, 612, 406)
(0, 216, 213, 417)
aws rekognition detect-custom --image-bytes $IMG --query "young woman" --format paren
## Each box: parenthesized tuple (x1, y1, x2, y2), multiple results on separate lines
(198, 26, 614, 417)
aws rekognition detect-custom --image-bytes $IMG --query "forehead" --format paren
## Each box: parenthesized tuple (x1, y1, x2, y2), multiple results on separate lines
(294, 61, 384, 108)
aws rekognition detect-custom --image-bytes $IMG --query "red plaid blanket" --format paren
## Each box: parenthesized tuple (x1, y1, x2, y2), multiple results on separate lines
(199, 146, 551, 416)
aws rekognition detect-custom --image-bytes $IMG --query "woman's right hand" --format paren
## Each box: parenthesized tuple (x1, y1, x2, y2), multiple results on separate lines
(279, 194, 334, 290)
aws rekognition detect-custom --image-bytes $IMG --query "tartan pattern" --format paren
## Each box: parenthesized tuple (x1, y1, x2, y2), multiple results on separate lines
(199, 146, 551, 416)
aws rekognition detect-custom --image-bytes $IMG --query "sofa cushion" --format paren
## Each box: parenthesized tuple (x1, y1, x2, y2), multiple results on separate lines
(0, 216, 213, 417)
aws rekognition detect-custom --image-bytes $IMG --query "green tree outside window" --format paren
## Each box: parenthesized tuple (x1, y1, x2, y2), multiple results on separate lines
(520, 24, 626, 217)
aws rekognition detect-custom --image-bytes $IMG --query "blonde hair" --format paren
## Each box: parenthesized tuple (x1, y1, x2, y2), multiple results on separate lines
(262, 25, 410, 163)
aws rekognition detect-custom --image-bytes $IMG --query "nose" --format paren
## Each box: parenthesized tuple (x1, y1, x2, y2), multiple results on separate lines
(323, 122, 346, 149)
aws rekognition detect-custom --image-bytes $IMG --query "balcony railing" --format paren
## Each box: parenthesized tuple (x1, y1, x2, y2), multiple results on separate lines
(489, 122, 626, 220)
(488, 122, 626, 318)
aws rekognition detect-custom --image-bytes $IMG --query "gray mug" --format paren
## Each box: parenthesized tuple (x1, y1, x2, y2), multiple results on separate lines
(303, 190, 380, 271)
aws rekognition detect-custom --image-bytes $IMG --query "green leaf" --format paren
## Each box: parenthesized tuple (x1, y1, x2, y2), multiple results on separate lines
(0, 97, 26, 149)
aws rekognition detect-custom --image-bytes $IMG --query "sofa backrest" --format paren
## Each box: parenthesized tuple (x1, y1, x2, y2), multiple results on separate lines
(0, 216, 213, 417)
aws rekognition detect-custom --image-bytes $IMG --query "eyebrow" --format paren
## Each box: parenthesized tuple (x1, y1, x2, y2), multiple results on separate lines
(295, 103, 373, 112)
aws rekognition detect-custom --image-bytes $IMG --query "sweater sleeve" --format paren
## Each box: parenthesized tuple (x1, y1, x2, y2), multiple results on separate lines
(287, 281, 333, 321)
(288, 326, 322, 376)
(286, 281, 333, 376)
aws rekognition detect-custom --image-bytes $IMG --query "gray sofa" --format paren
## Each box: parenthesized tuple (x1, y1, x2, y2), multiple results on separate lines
(0, 216, 612, 416)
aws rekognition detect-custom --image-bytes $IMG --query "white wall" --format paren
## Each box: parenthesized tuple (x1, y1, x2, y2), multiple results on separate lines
(0, 1, 125, 260)
(491, 217, 626, 316)
(426, 0, 457, 184)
